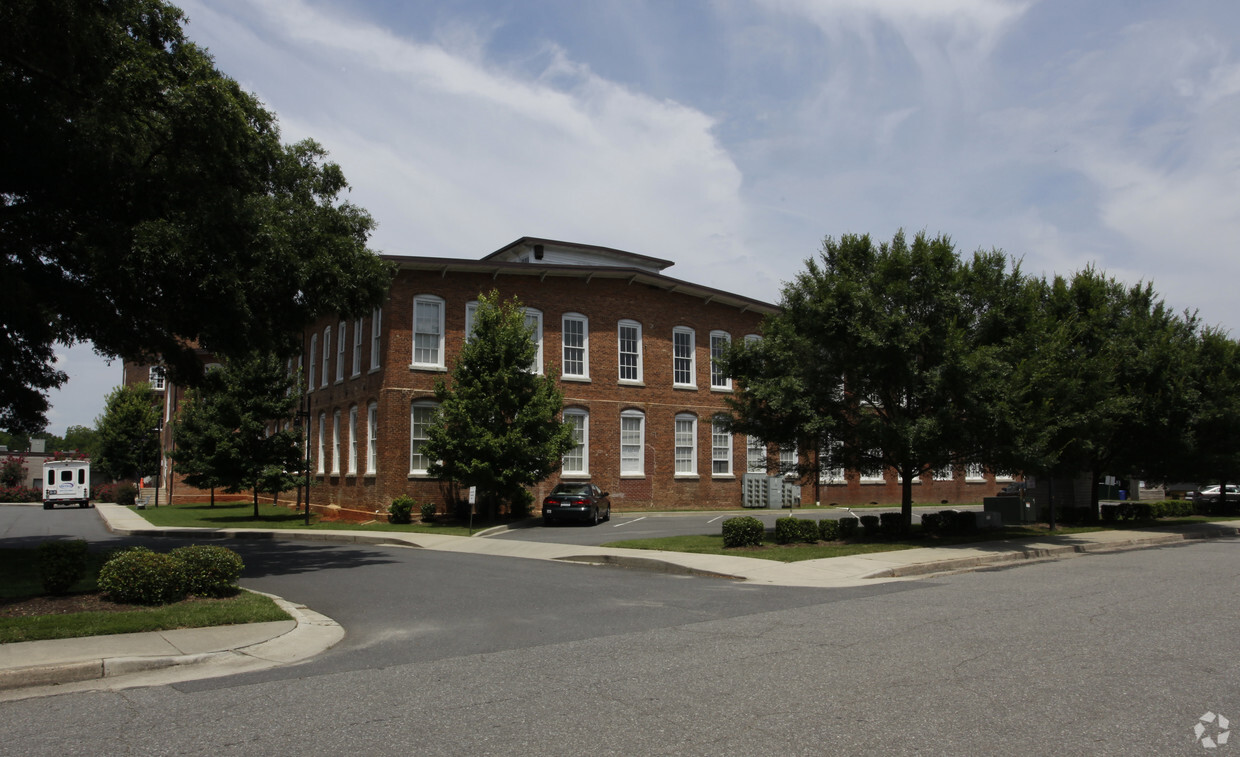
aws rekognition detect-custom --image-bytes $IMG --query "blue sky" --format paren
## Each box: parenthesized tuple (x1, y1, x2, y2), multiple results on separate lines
(44, 0, 1240, 434)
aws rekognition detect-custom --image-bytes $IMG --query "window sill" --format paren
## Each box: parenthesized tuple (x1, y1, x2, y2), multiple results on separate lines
(409, 364, 447, 373)
(618, 380, 645, 387)
(710, 386, 733, 393)
(561, 375, 591, 383)
(620, 473, 646, 479)
(672, 384, 698, 391)
(408, 472, 434, 479)
(560, 472, 591, 479)
(711, 474, 736, 481)
(368, 365, 381, 374)
(674, 474, 699, 480)
(859, 480, 886, 485)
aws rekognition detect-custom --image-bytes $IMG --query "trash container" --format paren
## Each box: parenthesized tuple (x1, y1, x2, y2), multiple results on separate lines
(1119, 489, 1127, 501)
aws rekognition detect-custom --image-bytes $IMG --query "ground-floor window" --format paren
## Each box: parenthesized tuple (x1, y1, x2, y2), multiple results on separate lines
(620, 410, 645, 476)
(562, 409, 588, 475)
(410, 402, 436, 475)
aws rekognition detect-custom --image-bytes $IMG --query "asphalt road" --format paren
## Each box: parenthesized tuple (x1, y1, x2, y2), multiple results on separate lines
(4, 505, 1238, 754)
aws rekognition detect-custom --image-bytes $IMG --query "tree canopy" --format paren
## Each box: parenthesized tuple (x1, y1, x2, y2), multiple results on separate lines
(95, 383, 161, 482)
(724, 230, 1026, 528)
(0, 0, 392, 433)
(170, 353, 302, 517)
(422, 291, 575, 518)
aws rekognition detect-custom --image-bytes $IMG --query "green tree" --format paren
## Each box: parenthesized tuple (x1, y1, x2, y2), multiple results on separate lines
(0, 0, 392, 433)
(422, 291, 575, 518)
(1183, 328, 1240, 497)
(724, 230, 1027, 529)
(95, 383, 161, 482)
(60, 425, 101, 460)
(0, 454, 26, 487)
(988, 268, 1199, 523)
(169, 354, 301, 517)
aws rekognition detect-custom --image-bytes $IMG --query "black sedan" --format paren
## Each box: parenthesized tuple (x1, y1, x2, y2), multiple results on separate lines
(542, 483, 611, 526)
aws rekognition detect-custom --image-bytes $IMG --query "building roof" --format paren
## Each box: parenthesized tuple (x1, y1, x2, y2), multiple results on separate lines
(381, 246, 778, 315)
(481, 237, 676, 272)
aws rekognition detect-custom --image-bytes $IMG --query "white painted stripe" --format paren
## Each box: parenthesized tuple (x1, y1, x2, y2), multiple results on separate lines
(613, 516, 646, 528)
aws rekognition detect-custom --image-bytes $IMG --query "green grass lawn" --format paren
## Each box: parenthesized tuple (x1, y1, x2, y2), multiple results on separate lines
(0, 545, 290, 643)
(132, 500, 486, 536)
(602, 517, 1234, 563)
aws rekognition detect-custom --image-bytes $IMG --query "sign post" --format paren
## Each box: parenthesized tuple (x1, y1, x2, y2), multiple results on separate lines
(467, 486, 477, 534)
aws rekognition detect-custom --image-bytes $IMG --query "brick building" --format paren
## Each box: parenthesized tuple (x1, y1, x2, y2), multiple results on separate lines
(132, 236, 1010, 516)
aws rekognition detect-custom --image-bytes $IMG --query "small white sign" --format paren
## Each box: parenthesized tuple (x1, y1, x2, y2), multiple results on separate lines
(468, 486, 477, 505)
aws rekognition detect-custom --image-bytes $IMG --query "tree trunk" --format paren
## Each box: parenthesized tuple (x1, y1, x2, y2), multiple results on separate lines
(252, 483, 259, 518)
(901, 472, 914, 530)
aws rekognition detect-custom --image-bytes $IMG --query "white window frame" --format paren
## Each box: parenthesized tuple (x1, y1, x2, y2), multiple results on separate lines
(464, 300, 478, 343)
(331, 409, 341, 475)
(410, 401, 437, 475)
(370, 307, 382, 370)
(524, 308, 543, 374)
(932, 463, 955, 481)
(779, 444, 798, 479)
(321, 326, 331, 388)
(712, 417, 733, 477)
(412, 295, 445, 369)
(746, 435, 767, 474)
(308, 334, 318, 392)
(672, 327, 696, 388)
(620, 409, 645, 476)
(347, 405, 358, 475)
(336, 321, 346, 383)
(709, 331, 732, 390)
(148, 366, 166, 391)
(561, 408, 589, 476)
(965, 463, 987, 481)
(859, 449, 886, 483)
(366, 402, 378, 475)
(561, 313, 589, 380)
(674, 413, 698, 477)
(316, 412, 326, 474)
(352, 319, 363, 377)
(818, 438, 845, 484)
(618, 320, 643, 383)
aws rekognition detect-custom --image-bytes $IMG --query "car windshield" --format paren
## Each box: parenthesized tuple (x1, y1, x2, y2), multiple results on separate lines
(551, 483, 591, 496)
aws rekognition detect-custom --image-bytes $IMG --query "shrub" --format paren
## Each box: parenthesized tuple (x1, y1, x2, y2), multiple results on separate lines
(920, 512, 943, 534)
(420, 501, 436, 522)
(818, 518, 840, 541)
(838, 516, 860, 539)
(113, 483, 138, 506)
(509, 489, 534, 518)
(774, 517, 799, 544)
(388, 495, 415, 524)
(859, 514, 880, 539)
(38, 539, 89, 595)
(0, 485, 41, 503)
(795, 518, 820, 543)
(955, 510, 977, 534)
(170, 545, 244, 597)
(878, 512, 904, 538)
(723, 516, 764, 548)
(1100, 504, 1119, 523)
(98, 548, 187, 605)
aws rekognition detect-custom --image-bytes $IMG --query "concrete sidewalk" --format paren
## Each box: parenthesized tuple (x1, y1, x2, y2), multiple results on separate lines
(2, 504, 1236, 697)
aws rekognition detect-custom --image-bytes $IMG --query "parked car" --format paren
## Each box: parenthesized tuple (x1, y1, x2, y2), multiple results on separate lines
(542, 483, 611, 526)
(1187, 485, 1240, 503)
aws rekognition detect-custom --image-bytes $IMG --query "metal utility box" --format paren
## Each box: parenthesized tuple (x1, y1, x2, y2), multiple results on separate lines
(983, 496, 1036, 525)
(742, 474, 768, 508)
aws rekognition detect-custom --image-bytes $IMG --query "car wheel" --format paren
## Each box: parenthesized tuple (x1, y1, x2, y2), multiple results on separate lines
(591, 507, 600, 526)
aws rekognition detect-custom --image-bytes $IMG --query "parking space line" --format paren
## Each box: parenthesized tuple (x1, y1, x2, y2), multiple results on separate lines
(707, 516, 724, 524)
(613, 516, 646, 528)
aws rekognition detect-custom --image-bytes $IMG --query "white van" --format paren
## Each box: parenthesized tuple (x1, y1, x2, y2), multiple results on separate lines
(42, 460, 91, 509)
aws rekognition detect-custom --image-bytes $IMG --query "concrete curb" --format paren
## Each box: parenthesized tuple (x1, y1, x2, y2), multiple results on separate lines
(0, 593, 343, 693)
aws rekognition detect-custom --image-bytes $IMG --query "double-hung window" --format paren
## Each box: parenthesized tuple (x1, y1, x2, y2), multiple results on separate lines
(410, 402, 436, 475)
(148, 366, 166, 391)
(620, 410, 645, 476)
(412, 296, 445, 369)
(674, 414, 697, 476)
(370, 307, 382, 370)
(331, 410, 341, 475)
(562, 409, 588, 475)
(316, 412, 326, 474)
(618, 320, 642, 383)
(709, 331, 731, 390)
(524, 308, 543, 374)
(746, 435, 766, 473)
(711, 417, 732, 476)
(464, 301, 478, 342)
(673, 327, 695, 388)
(347, 405, 358, 475)
(562, 313, 588, 379)
(336, 322, 346, 382)
(321, 327, 331, 388)
(352, 320, 363, 377)
(366, 402, 378, 475)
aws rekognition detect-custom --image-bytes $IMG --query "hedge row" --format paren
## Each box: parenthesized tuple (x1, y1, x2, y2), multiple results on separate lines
(97, 544, 245, 605)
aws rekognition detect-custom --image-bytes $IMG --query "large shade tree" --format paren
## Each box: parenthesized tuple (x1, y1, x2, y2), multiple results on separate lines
(0, 0, 392, 432)
(724, 230, 1028, 529)
(422, 291, 575, 519)
(95, 383, 161, 482)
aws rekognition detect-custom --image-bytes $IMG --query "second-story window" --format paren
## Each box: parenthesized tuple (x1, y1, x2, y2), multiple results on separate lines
(412, 296, 445, 368)
(710, 331, 731, 390)
(321, 326, 331, 388)
(673, 327, 695, 387)
(370, 307, 382, 370)
(352, 319, 363, 377)
(562, 313, 588, 379)
(336, 321, 346, 382)
(618, 320, 642, 383)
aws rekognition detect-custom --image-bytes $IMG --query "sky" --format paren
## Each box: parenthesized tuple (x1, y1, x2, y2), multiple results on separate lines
(42, 0, 1240, 435)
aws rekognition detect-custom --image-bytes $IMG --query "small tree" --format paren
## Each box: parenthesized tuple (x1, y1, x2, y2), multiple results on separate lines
(0, 455, 26, 487)
(95, 383, 161, 482)
(422, 291, 575, 518)
(169, 354, 301, 517)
